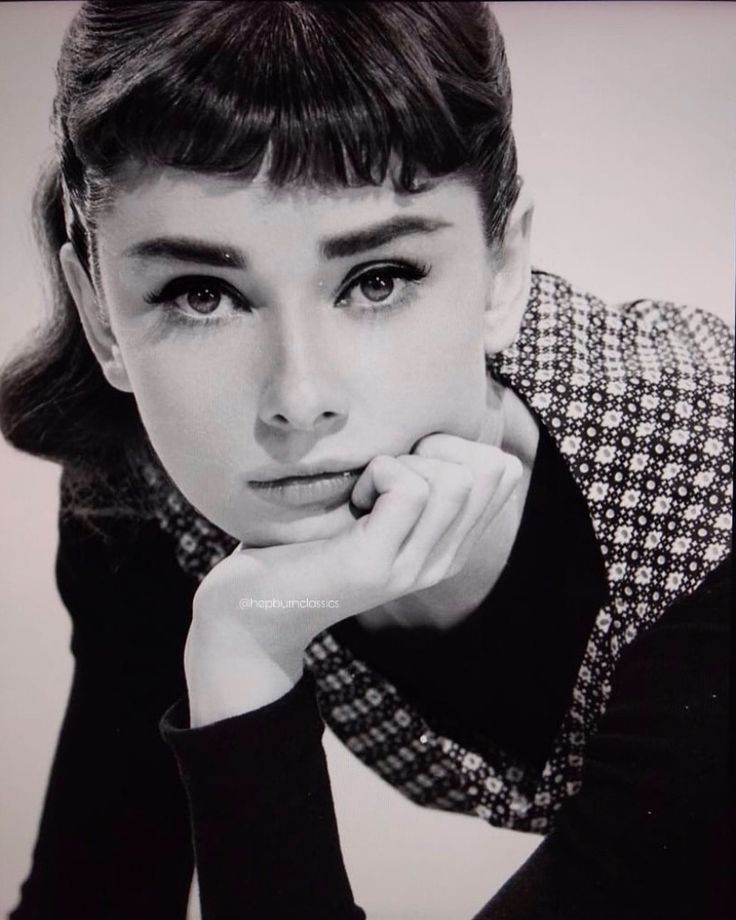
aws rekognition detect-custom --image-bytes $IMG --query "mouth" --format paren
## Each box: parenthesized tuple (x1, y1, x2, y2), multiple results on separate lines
(247, 467, 366, 509)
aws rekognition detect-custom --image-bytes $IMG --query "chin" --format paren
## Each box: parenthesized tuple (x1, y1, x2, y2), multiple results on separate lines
(225, 498, 359, 548)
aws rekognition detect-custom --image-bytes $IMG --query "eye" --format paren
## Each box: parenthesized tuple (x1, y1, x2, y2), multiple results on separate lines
(143, 275, 250, 323)
(337, 260, 431, 313)
(357, 269, 397, 302)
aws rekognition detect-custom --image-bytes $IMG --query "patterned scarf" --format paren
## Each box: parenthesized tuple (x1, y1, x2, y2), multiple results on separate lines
(144, 269, 733, 833)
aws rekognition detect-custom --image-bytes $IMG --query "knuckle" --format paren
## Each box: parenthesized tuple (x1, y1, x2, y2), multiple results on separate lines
(448, 552, 469, 578)
(417, 568, 443, 591)
(482, 469, 501, 494)
(363, 453, 396, 486)
(372, 453, 397, 472)
(507, 455, 524, 481)
(406, 475, 431, 504)
(485, 444, 508, 469)
(443, 466, 474, 499)
(411, 432, 453, 457)
(481, 454, 512, 488)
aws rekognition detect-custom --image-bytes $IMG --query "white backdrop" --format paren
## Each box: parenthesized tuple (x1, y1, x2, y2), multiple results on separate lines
(1, 3, 734, 918)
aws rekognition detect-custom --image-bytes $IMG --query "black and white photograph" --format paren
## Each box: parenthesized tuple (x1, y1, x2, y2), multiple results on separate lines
(1, 2, 733, 918)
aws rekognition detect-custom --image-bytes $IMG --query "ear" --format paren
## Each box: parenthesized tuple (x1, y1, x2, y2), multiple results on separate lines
(482, 179, 534, 354)
(59, 242, 133, 393)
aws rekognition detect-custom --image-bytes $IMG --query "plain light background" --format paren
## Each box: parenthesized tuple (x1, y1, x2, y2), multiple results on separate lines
(1, 2, 734, 918)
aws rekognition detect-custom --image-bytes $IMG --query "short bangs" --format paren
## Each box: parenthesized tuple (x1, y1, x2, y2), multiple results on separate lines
(65, 2, 490, 191)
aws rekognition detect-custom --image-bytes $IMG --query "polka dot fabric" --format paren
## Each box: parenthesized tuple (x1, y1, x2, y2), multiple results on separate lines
(144, 269, 733, 834)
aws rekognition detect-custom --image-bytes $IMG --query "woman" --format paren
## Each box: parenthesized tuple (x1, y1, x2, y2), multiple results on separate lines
(1, 2, 731, 918)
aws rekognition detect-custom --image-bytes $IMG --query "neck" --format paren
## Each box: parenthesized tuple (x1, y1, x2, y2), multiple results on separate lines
(357, 376, 541, 631)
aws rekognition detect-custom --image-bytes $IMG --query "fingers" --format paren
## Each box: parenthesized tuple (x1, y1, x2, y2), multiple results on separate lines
(349, 454, 432, 562)
(446, 450, 522, 574)
(413, 433, 522, 526)
(344, 435, 523, 597)
(401, 446, 521, 585)
(390, 454, 474, 580)
(200, 435, 525, 653)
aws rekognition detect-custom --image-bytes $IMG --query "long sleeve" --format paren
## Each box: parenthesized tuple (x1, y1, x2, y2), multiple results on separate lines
(159, 556, 730, 920)
(159, 669, 366, 920)
(9, 511, 199, 919)
(471, 554, 732, 920)
(12, 468, 729, 918)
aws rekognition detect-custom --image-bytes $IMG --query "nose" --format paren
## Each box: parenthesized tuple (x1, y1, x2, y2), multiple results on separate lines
(257, 309, 348, 434)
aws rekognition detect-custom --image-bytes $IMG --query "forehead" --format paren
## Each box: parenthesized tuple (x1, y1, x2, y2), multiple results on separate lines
(98, 163, 485, 248)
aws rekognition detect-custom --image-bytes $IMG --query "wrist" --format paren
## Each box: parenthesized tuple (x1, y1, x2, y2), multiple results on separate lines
(184, 619, 305, 728)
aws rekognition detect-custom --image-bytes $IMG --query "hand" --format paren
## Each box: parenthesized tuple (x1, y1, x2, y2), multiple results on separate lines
(184, 433, 523, 725)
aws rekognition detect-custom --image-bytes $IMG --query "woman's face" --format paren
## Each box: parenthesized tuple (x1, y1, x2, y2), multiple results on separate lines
(91, 164, 498, 545)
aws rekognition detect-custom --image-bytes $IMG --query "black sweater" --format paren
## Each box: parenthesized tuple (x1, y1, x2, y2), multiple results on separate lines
(9, 423, 732, 919)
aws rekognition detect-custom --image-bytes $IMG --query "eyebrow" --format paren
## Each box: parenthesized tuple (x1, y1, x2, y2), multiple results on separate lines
(320, 215, 453, 259)
(123, 215, 453, 268)
(123, 237, 247, 269)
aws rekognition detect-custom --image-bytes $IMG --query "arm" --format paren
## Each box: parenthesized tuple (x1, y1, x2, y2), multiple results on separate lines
(155, 437, 523, 920)
(9, 511, 197, 919)
(159, 670, 367, 920)
(471, 555, 732, 920)
(159, 555, 732, 920)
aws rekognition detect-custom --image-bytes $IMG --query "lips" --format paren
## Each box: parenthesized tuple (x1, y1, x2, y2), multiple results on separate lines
(247, 468, 364, 509)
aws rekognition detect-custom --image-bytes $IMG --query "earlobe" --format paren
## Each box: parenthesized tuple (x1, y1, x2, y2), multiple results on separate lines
(107, 343, 134, 393)
(58, 242, 134, 393)
(482, 181, 534, 355)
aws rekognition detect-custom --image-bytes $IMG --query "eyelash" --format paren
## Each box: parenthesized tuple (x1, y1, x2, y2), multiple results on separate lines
(142, 259, 432, 328)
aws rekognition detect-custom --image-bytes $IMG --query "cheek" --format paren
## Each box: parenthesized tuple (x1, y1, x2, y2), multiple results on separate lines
(123, 344, 247, 481)
(362, 295, 489, 440)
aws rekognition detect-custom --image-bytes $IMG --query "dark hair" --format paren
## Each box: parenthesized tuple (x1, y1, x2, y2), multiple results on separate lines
(0, 0, 519, 520)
